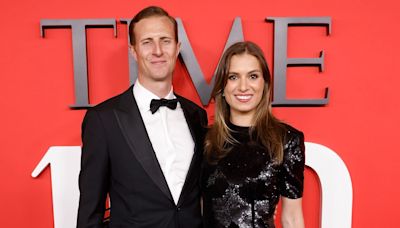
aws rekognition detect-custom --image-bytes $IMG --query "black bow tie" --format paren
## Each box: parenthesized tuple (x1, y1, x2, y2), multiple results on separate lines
(150, 98, 178, 114)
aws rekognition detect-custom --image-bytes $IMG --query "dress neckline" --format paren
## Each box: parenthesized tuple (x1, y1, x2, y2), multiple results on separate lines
(227, 121, 251, 132)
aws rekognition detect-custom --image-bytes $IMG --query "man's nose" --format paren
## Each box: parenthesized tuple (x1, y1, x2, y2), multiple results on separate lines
(152, 42, 163, 56)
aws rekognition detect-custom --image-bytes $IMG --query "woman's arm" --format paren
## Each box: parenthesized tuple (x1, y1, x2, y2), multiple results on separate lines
(281, 197, 305, 228)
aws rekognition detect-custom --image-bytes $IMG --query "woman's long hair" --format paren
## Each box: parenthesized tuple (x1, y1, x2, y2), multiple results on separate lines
(204, 41, 286, 164)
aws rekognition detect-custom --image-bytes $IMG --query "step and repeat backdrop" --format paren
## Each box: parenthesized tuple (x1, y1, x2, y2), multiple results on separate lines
(1, 0, 399, 227)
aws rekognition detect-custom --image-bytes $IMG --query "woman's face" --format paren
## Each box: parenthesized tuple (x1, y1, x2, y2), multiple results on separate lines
(224, 53, 265, 125)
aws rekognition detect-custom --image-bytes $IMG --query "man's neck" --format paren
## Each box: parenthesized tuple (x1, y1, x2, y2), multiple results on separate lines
(138, 78, 173, 98)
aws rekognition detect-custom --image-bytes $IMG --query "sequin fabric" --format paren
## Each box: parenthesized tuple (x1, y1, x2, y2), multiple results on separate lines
(202, 123, 305, 228)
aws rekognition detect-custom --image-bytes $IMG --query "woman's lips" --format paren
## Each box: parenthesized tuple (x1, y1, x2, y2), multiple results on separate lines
(235, 95, 252, 102)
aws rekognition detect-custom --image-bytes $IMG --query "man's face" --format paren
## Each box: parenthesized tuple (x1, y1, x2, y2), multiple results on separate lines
(130, 16, 180, 86)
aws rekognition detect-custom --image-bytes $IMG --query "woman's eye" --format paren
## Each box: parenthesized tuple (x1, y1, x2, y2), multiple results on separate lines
(249, 74, 259, 79)
(228, 75, 237, 80)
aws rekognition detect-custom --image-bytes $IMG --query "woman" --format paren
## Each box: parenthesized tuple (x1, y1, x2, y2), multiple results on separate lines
(202, 41, 305, 228)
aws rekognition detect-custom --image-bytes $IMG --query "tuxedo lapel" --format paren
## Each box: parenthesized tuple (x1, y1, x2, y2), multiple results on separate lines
(113, 87, 173, 202)
(176, 96, 205, 206)
(177, 96, 203, 148)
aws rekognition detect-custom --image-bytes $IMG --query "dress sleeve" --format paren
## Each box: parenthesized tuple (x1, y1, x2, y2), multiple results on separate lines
(279, 129, 305, 199)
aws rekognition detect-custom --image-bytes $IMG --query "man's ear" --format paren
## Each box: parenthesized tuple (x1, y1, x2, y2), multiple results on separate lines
(129, 45, 138, 61)
(176, 41, 181, 58)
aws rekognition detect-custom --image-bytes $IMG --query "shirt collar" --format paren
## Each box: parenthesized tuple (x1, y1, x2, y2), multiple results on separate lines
(133, 80, 176, 112)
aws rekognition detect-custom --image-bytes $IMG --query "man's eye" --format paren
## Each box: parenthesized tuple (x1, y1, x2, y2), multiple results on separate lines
(162, 39, 171, 44)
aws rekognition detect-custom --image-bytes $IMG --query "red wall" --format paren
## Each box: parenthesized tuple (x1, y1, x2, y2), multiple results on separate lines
(1, 0, 399, 227)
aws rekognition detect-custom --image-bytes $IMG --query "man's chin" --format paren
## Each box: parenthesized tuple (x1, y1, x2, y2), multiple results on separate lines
(150, 73, 172, 82)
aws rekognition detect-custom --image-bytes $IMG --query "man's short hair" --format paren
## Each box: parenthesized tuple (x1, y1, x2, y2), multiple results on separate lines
(129, 6, 178, 45)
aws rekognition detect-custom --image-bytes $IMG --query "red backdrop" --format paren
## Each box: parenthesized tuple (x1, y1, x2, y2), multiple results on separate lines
(1, 0, 399, 227)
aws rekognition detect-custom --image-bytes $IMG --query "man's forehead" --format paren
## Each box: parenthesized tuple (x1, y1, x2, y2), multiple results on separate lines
(134, 16, 175, 42)
(135, 16, 174, 30)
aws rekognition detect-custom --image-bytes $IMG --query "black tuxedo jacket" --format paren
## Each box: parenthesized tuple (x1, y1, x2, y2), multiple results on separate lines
(77, 86, 208, 228)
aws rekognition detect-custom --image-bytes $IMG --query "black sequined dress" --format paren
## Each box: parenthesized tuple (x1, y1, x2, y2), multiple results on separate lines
(202, 123, 305, 228)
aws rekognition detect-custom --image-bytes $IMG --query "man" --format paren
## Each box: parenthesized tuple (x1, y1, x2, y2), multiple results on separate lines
(77, 6, 207, 228)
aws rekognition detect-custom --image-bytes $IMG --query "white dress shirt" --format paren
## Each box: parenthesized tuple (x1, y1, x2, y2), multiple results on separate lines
(133, 80, 195, 204)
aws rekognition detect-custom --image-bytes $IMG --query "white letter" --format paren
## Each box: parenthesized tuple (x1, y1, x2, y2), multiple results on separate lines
(32, 146, 81, 228)
(305, 142, 353, 228)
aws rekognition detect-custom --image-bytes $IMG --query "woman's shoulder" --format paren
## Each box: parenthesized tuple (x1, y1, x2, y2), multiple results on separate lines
(280, 123, 304, 148)
(280, 122, 303, 137)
